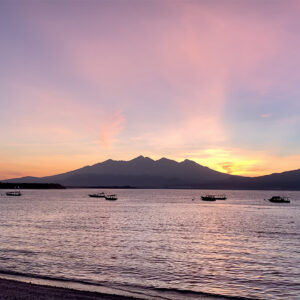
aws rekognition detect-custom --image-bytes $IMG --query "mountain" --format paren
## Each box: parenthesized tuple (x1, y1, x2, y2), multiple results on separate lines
(2, 156, 233, 187)
(2, 156, 300, 190)
(197, 169, 300, 190)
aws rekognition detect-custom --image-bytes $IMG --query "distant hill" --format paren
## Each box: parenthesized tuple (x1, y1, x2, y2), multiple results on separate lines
(2, 156, 300, 190)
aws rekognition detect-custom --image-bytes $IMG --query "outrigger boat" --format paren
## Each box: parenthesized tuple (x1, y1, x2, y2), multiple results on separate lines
(201, 194, 227, 201)
(201, 195, 217, 201)
(268, 196, 290, 203)
(105, 194, 117, 201)
(89, 192, 105, 198)
(6, 191, 22, 196)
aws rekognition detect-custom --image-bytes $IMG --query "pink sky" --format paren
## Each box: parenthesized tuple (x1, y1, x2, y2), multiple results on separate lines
(0, 0, 300, 179)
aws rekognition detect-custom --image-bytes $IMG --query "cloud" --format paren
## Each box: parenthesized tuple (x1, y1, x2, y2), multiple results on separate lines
(261, 113, 272, 118)
(18, 1, 296, 147)
(179, 147, 300, 176)
(99, 111, 125, 148)
(218, 161, 260, 175)
(218, 162, 234, 174)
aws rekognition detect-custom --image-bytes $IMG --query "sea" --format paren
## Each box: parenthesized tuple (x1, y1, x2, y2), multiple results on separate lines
(0, 189, 299, 299)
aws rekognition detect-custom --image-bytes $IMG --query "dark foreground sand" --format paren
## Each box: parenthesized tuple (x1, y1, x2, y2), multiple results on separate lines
(0, 278, 140, 300)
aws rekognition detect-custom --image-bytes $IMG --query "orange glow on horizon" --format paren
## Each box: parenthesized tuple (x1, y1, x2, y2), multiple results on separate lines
(1, 149, 300, 180)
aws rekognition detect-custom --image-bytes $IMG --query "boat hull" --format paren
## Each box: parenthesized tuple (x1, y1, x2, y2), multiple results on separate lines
(105, 194, 118, 201)
(268, 196, 290, 203)
(269, 199, 290, 203)
(201, 197, 216, 201)
(6, 192, 21, 196)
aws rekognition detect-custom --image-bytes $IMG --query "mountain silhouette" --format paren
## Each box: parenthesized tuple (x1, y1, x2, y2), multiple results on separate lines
(2, 156, 300, 190)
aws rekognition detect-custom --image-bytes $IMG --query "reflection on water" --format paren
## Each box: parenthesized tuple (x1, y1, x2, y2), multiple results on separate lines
(0, 189, 299, 299)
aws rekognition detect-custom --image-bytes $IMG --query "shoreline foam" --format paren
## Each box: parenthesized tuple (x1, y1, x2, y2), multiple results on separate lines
(0, 272, 236, 300)
(0, 271, 244, 300)
(0, 277, 143, 300)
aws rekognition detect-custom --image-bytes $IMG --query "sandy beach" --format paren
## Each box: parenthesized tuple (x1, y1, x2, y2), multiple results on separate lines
(0, 278, 139, 300)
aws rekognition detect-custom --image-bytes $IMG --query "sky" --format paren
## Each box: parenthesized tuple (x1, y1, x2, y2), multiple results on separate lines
(1, 0, 300, 179)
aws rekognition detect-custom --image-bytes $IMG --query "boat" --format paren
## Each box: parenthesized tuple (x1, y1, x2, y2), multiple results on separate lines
(6, 191, 22, 196)
(89, 192, 105, 198)
(201, 195, 217, 201)
(105, 194, 117, 201)
(268, 196, 290, 203)
(201, 194, 226, 201)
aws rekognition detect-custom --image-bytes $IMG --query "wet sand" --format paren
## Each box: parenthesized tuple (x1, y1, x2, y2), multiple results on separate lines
(0, 278, 140, 300)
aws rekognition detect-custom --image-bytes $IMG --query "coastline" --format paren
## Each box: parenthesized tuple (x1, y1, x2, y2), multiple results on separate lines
(0, 277, 141, 300)
(0, 274, 233, 300)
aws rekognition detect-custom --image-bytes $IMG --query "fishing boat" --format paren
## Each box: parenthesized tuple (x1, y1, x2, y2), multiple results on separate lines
(268, 196, 290, 203)
(201, 195, 217, 201)
(89, 192, 105, 198)
(105, 194, 117, 201)
(201, 194, 227, 201)
(6, 191, 22, 196)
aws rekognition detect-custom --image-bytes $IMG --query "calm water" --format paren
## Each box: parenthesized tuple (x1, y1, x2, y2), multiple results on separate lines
(0, 189, 299, 299)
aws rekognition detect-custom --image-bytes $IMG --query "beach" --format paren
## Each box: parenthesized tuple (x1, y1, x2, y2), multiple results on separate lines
(0, 278, 138, 300)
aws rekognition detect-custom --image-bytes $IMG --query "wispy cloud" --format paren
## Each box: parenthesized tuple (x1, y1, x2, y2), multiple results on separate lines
(261, 113, 272, 118)
(99, 111, 125, 148)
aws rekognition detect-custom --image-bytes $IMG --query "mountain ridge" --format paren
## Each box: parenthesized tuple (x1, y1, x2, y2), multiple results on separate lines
(2, 156, 300, 190)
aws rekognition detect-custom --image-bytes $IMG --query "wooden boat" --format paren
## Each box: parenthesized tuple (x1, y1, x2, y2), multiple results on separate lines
(268, 196, 290, 203)
(6, 191, 22, 196)
(105, 194, 117, 201)
(89, 192, 105, 198)
(201, 195, 217, 201)
(201, 194, 227, 201)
